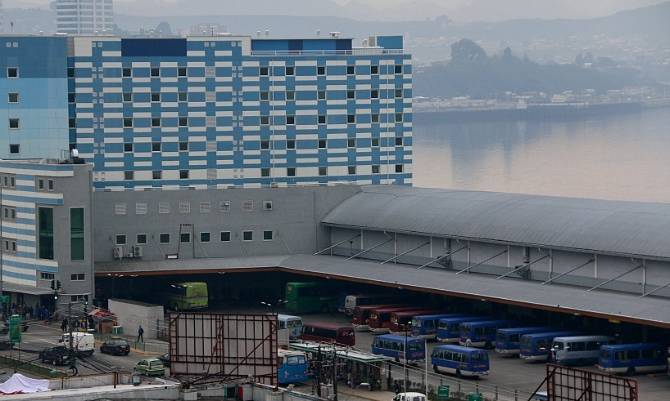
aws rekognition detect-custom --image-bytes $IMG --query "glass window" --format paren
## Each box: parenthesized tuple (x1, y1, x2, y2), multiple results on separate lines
(180, 233, 191, 243)
(317, 66, 325, 75)
(8, 93, 18, 103)
(151, 68, 160, 77)
(286, 66, 295, 76)
(371, 65, 379, 74)
(263, 230, 273, 241)
(178, 92, 187, 102)
(7, 67, 18, 78)
(347, 65, 355, 75)
(159, 233, 170, 243)
(178, 67, 187, 77)
(9, 118, 19, 129)
(70, 208, 85, 261)
(9, 144, 19, 154)
(287, 167, 296, 177)
(200, 232, 211, 242)
(123, 92, 132, 102)
(260, 67, 269, 76)
(243, 231, 253, 241)
(179, 170, 189, 179)
(137, 234, 147, 244)
(122, 68, 131, 77)
(220, 231, 231, 242)
(115, 234, 127, 245)
(38, 208, 54, 260)
(286, 139, 295, 149)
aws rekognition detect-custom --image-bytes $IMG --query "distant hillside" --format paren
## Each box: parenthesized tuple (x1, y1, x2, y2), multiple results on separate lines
(414, 39, 647, 98)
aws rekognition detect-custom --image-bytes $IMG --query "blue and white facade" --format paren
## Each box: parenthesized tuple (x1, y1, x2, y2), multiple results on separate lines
(0, 160, 94, 306)
(0, 37, 70, 159)
(68, 35, 412, 190)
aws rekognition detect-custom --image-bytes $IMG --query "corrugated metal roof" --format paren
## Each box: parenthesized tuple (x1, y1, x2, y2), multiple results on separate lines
(279, 254, 670, 328)
(322, 186, 670, 260)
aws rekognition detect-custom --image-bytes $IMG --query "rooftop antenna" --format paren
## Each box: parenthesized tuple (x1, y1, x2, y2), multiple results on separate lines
(265, 29, 269, 37)
(256, 30, 261, 37)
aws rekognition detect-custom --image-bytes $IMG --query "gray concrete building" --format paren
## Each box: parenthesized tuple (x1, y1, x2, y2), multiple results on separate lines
(55, 0, 114, 35)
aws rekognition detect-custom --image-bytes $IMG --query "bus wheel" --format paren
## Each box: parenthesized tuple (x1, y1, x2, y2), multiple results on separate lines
(626, 367, 636, 376)
(455, 369, 461, 378)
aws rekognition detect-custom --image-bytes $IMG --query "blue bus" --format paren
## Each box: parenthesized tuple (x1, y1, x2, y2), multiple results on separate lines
(598, 343, 667, 375)
(519, 331, 579, 362)
(371, 334, 426, 363)
(459, 320, 513, 348)
(494, 327, 553, 356)
(411, 314, 464, 339)
(436, 316, 490, 343)
(431, 345, 489, 378)
(278, 349, 309, 385)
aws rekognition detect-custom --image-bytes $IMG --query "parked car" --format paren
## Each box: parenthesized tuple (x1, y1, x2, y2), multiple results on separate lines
(39, 346, 73, 366)
(100, 339, 130, 356)
(134, 358, 166, 377)
(158, 353, 171, 367)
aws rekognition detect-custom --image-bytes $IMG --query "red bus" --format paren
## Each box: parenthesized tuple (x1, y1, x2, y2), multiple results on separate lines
(389, 309, 441, 334)
(368, 306, 425, 333)
(352, 304, 404, 330)
(300, 323, 355, 346)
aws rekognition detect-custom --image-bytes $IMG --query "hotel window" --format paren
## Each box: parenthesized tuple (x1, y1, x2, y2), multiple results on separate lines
(3, 239, 16, 255)
(286, 91, 295, 101)
(347, 90, 355, 99)
(395, 113, 403, 122)
(68, 93, 76, 103)
(318, 115, 326, 124)
(159, 233, 170, 243)
(242, 200, 254, 212)
(286, 139, 295, 149)
(287, 167, 296, 177)
(261, 116, 269, 125)
(395, 65, 403, 74)
(260, 67, 269, 76)
(285, 66, 294, 76)
(286, 115, 295, 125)
(261, 140, 270, 150)
(115, 234, 127, 245)
(263, 201, 273, 211)
(124, 171, 134, 180)
(151, 92, 161, 102)
(348, 166, 356, 175)
(200, 232, 211, 243)
(261, 168, 270, 177)
(122, 68, 131, 77)
(319, 167, 327, 176)
(395, 164, 404, 173)
(38, 207, 54, 260)
(347, 138, 355, 148)
(9, 144, 19, 154)
(179, 170, 189, 179)
(6, 67, 18, 78)
(150, 68, 160, 77)
(67, 68, 75, 78)
(260, 91, 269, 101)
(242, 231, 253, 241)
(395, 137, 403, 146)
(178, 92, 187, 102)
(2, 206, 16, 221)
(347, 114, 356, 124)
(123, 118, 133, 128)
(69, 119, 76, 128)
(8, 118, 19, 129)
(318, 139, 326, 149)
(372, 165, 380, 174)
(263, 230, 274, 241)
(70, 273, 85, 281)
(371, 90, 379, 99)
(124, 143, 133, 152)
(371, 65, 379, 74)
(220, 231, 231, 242)
(317, 66, 325, 75)
(152, 142, 161, 152)
(152, 118, 161, 127)
(180, 233, 191, 243)
(372, 114, 379, 123)
(347, 65, 355, 75)
(70, 208, 85, 261)
(179, 117, 188, 127)
(179, 141, 188, 151)
(318, 91, 325, 100)
(178, 67, 187, 77)
(395, 89, 403, 98)
(136, 234, 147, 244)
(123, 92, 132, 102)
(152, 170, 162, 180)
(8, 93, 18, 103)
(40, 272, 55, 281)
(158, 202, 170, 213)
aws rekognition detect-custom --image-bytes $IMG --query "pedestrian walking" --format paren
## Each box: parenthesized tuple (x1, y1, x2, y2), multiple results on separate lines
(61, 318, 68, 332)
(137, 325, 144, 343)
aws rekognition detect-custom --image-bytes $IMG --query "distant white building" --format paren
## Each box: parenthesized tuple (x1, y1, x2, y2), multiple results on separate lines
(55, 0, 114, 35)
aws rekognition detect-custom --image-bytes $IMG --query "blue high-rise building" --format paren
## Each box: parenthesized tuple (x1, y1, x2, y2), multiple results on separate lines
(2, 34, 412, 190)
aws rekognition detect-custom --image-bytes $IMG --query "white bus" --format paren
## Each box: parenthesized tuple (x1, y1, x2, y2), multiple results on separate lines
(551, 335, 613, 366)
(278, 314, 303, 341)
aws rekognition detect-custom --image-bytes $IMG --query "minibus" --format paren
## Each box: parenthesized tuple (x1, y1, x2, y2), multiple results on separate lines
(343, 294, 397, 315)
(431, 345, 490, 378)
(459, 320, 513, 348)
(372, 334, 426, 363)
(598, 343, 667, 374)
(494, 327, 553, 355)
(411, 314, 465, 339)
(300, 323, 355, 346)
(368, 306, 425, 333)
(278, 314, 303, 341)
(389, 309, 440, 334)
(551, 335, 614, 365)
(436, 316, 490, 343)
(352, 304, 404, 331)
(278, 349, 309, 385)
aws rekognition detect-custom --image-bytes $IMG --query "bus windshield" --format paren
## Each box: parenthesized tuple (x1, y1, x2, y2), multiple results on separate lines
(470, 352, 488, 362)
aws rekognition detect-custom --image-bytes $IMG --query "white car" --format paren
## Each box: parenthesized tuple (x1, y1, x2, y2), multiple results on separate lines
(393, 392, 426, 401)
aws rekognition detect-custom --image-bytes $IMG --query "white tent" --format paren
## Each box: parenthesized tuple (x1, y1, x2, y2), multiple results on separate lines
(0, 373, 50, 394)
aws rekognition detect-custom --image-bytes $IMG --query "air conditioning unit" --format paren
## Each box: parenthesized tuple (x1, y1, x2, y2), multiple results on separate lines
(112, 246, 124, 260)
(133, 245, 143, 258)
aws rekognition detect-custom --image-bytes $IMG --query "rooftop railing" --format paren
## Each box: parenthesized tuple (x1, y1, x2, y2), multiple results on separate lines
(251, 48, 405, 57)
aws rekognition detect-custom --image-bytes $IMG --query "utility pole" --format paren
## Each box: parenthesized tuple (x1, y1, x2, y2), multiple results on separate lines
(331, 344, 338, 401)
(404, 325, 409, 393)
(315, 345, 322, 397)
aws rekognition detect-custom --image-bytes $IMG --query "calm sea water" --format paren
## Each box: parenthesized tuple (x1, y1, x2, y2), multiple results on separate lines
(412, 107, 670, 203)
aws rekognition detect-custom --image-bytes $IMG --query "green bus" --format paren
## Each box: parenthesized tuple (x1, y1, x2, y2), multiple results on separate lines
(285, 282, 338, 314)
(166, 282, 208, 310)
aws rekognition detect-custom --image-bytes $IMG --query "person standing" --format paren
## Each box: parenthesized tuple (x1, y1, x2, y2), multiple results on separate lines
(137, 325, 144, 343)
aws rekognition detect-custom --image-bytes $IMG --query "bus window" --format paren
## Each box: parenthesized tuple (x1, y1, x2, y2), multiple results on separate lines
(615, 351, 626, 361)
(627, 350, 640, 360)
(471, 352, 488, 362)
(586, 341, 601, 351)
(569, 342, 585, 351)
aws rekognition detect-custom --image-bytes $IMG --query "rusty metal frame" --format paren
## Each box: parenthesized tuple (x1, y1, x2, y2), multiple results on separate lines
(543, 363, 638, 401)
(169, 313, 277, 385)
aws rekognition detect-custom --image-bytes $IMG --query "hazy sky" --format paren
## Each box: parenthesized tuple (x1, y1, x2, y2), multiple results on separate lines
(5, 0, 667, 21)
